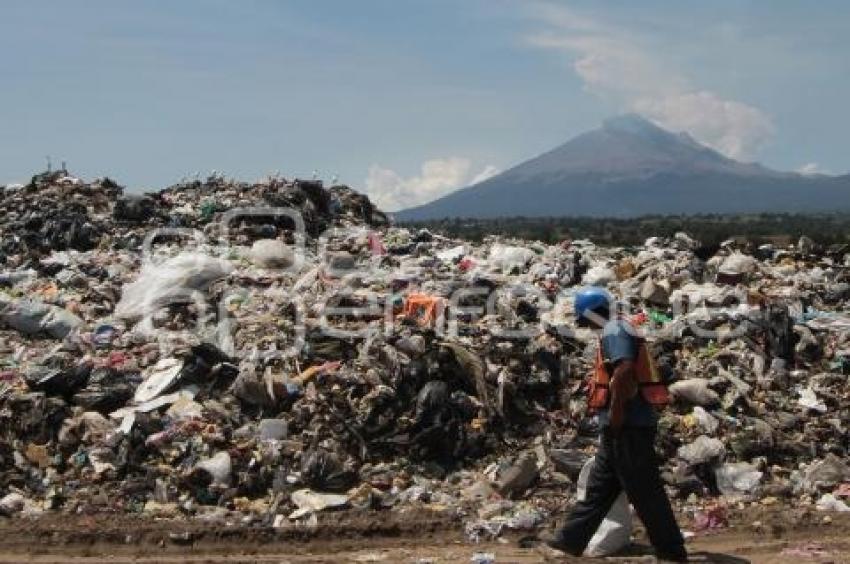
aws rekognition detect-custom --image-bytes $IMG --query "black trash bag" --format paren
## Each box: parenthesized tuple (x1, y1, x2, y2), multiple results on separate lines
(437, 343, 489, 413)
(764, 304, 798, 363)
(413, 380, 450, 424)
(516, 299, 538, 322)
(71, 367, 135, 413)
(42, 214, 101, 252)
(412, 229, 433, 243)
(114, 195, 157, 222)
(0, 393, 70, 444)
(25, 363, 92, 396)
(300, 448, 357, 493)
(179, 342, 234, 384)
(394, 358, 428, 406)
(296, 179, 332, 215)
(173, 343, 239, 397)
(409, 381, 466, 463)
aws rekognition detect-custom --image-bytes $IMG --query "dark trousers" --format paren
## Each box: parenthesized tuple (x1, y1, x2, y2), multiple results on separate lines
(555, 427, 685, 557)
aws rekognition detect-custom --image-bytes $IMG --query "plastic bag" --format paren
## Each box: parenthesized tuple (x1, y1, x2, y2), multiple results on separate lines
(718, 253, 756, 276)
(301, 448, 357, 493)
(488, 244, 535, 273)
(581, 266, 616, 287)
(692, 406, 719, 433)
(715, 462, 762, 496)
(134, 358, 182, 403)
(0, 493, 25, 515)
(816, 493, 850, 512)
(436, 245, 466, 263)
(577, 457, 632, 557)
(194, 452, 232, 486)
(114, 253, 232, 320)
(669, 378, 720, 406)
(0, 298, 82, 338)
(799, 454, 850, 493)
(250, 239, 294, 268)
(258, 419, 288, 441)
(41, 307, 83, 338)
(798, 387, 827, 413)
(677, 435, 725, 465)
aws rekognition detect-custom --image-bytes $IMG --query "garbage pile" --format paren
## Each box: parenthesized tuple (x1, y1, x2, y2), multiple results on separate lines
(2, 170, 850, 537)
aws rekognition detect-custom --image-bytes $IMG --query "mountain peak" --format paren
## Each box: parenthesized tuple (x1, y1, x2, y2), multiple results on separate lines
(395, 115, 850, 221)
(494, 113, 743, 180)
(603, 114, 664, 135)
(603, 114, 705, 151)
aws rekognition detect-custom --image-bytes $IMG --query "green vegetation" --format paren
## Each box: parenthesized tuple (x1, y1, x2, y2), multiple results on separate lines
(400, 213, 850, 247)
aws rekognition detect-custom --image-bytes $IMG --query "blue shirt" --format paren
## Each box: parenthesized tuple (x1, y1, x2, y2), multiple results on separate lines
(595, 319, 658, 428)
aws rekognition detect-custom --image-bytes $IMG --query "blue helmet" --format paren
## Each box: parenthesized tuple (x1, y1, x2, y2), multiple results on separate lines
(574, 286, 613, 322)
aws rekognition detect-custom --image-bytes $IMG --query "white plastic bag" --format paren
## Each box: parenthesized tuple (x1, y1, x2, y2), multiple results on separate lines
(692, 406, 719, 434)
(577, 457, 633, 557)
(250, 239, 294, 268)
(816, 493, 850, 512)
(798, 387, 827, 413)
(114, 253, 232, 320)
(677, 435, 725, 465)
(581, 266, 616, 287)
(669, 378, 720, 406)
(134, 357, 182, 403)
(436, 245, 466, 263)
(195, 452, 232, 486)
(488, 244, 535, 273)
(718, 252, 756, 276)
(715, 462, 762, 497)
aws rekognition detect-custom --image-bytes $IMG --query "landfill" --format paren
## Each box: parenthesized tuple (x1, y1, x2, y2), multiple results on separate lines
(2, 168, 850, 548)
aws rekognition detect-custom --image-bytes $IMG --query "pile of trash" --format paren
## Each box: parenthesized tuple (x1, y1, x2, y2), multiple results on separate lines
(2, 171, 850, 541)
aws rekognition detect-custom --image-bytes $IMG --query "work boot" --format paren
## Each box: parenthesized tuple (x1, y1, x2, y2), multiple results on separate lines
(535, 530, 584, 557)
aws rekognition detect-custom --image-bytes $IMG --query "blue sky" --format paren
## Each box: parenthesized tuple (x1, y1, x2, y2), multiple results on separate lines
(2, 1, 848, 209)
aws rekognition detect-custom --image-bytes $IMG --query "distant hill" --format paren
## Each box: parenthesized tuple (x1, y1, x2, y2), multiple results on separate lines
(395, 115, 850, 220)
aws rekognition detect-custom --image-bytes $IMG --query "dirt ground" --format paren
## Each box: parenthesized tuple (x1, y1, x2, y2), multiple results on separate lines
(0, 507, 847, 564)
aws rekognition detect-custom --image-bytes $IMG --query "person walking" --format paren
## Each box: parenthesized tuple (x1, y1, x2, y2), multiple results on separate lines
(545, 286, 687, 561)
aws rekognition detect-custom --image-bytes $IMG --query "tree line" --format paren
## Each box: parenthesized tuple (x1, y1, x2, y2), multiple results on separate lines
(400, 213, 850, 247)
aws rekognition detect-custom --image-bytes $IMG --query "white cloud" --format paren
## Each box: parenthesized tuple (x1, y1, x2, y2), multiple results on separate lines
(527, 32, 682, 101)
(364, 158, 498, 211)
(526, 3, 774, 160)
(633, 92, 774, 160)
(796, 162, 829, 176)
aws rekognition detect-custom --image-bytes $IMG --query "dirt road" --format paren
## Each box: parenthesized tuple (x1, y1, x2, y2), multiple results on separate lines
(0, 509, 847, 563)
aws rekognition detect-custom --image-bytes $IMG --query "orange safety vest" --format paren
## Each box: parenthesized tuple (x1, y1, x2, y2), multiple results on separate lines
(587, 331, 670, 412)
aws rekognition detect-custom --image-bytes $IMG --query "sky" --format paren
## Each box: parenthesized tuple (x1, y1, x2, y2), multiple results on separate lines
(1, 1, 849, 210)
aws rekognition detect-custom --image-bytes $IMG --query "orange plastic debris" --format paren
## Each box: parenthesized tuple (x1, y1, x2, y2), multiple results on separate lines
(401, 293, 447, 326)
(293, 360, 342, 385)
